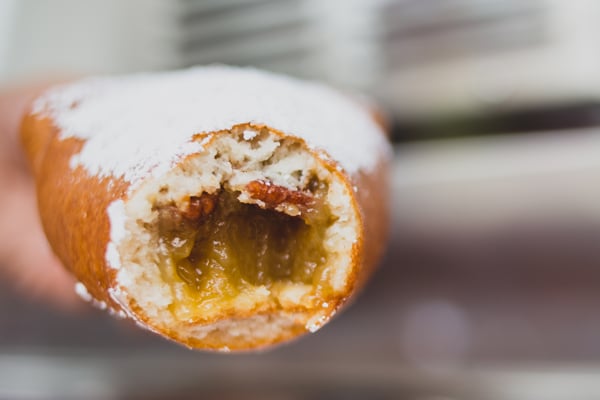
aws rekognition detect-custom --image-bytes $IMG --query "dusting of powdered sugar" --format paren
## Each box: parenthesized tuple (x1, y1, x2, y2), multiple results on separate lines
(32, 66, 389, 187)
(105, 199, 126, 269)
(75, 282, 108, 310)
(74, 282, 92, 302)
(242, 129, 258, 141)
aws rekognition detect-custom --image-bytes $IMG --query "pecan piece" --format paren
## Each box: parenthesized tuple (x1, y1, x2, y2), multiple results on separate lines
(245, 180, 315, 212)
(183, 193, 218, 221)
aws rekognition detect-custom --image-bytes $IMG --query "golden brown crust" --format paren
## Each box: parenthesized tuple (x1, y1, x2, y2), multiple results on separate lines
(20, 113, 390, 350)
(352, 159, 390, 290)
(20, 114, 128, 312)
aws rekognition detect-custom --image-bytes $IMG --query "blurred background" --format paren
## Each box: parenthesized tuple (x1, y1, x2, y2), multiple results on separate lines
(3, 0, 600, 399)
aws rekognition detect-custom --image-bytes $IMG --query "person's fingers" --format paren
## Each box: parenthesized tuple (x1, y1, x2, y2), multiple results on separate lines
(0, 168, 80, 309)
(0, 83, 55, 168)
(0, 81, 84, 310)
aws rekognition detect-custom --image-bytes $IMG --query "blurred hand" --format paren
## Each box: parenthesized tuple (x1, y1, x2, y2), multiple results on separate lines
(0, 84, 79, 308)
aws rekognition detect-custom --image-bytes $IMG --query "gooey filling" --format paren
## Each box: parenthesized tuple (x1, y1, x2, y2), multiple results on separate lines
(155, 180, 335, 319)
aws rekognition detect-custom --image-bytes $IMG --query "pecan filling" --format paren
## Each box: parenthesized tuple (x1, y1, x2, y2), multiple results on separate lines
(155, 179, 334, 317)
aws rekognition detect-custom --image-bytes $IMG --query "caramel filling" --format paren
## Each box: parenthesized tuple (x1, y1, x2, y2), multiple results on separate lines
(155, 180, 334, 319)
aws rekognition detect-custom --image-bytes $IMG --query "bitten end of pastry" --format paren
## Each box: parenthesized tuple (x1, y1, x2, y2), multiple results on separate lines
(110, 124, 362, 350)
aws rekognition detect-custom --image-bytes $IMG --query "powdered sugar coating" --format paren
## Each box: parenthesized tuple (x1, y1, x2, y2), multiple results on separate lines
(105, 199, 126, 269)
(33, 66, 388, 187)
(74, 282, 92, 302)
